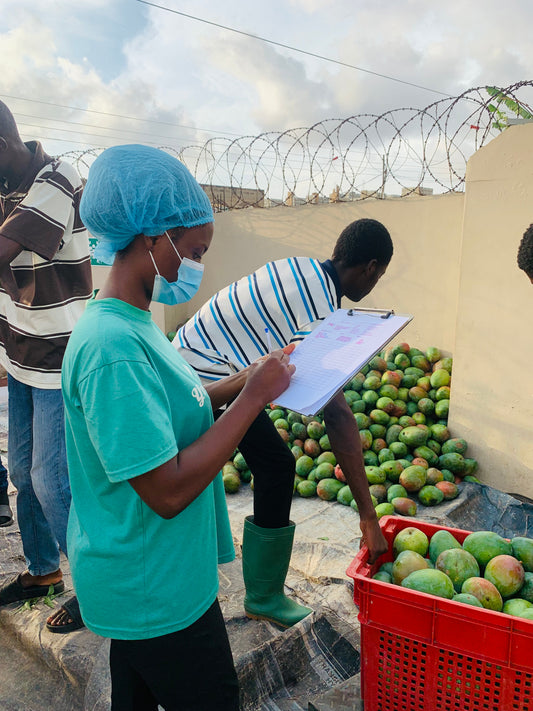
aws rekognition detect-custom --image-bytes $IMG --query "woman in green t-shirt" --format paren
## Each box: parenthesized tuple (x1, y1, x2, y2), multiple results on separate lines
(58, 144, 295, 711)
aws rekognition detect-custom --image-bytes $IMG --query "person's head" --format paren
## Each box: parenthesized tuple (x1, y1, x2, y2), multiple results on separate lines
(0, 100, 28, 175)
(80, 144, 214, 301)
(517, 224, 533, 284)
(331, 218, 393, 301)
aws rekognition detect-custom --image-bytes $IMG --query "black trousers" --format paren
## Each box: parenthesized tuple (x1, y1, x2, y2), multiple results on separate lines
(110, 600, 239, 711)
(216, 408, 295, 528)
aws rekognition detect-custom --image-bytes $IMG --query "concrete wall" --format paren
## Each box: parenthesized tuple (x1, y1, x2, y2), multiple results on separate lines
(174, 192, 465, 354)
(449, 124, 533, 497)
(90, 123, 533, 497)
(93, 191, 465, 344)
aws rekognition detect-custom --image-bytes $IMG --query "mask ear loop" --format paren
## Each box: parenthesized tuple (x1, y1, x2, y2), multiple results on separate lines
(165, 231, 182, 260)
(148, 250, 160, 275)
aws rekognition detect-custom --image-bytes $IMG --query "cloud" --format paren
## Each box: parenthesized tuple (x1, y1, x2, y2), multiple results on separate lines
(2, 0, 533, 174)
(325, 1, 533, 114)
(1, 6, 198, 158)
(203, 37, 334, 131)
(287, 0, 353, 13)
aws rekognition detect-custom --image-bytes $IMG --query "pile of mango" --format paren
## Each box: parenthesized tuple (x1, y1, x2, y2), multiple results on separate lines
(375, 524, 533, 619)
(223, 343, 480, 520)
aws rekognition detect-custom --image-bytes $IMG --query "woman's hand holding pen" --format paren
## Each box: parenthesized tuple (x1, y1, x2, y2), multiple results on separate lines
(245, 349, 295, 405)
(255, 342, 295, 363)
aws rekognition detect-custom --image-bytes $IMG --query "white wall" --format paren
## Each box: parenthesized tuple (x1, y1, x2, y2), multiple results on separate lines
(178, 192, 465, 354)
(449, 124, 533, 496)
(90, 124, 533, 497)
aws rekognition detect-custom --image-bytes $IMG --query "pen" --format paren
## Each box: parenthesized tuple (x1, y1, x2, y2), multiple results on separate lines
(264, 327, 273, 353)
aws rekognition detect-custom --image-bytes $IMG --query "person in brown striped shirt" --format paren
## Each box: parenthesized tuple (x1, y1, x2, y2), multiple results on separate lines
(0, 101, 92, 633)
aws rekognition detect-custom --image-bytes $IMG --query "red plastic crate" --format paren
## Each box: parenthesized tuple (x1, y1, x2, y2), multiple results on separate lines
(346, 515, 533, 711)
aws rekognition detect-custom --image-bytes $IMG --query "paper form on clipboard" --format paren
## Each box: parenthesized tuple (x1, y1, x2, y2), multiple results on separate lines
(274, 308, 412, 416)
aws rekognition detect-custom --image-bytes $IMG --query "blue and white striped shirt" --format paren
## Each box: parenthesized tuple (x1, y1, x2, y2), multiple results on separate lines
(174, 257, 341, 383)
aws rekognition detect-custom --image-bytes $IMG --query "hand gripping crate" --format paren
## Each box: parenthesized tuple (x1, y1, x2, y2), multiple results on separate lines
(346, 516, 533, 711)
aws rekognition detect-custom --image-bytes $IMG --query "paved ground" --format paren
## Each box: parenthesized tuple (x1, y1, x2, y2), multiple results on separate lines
(2, 382, 533, 710)
(0, 369, 366, 711)
(0, 481, 365, 711)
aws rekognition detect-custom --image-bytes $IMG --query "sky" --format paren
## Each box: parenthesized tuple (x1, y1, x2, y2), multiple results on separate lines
(3, 0, 533, 197)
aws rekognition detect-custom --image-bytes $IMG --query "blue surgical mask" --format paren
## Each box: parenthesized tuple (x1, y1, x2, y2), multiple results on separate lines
(150, 232, 204, 305)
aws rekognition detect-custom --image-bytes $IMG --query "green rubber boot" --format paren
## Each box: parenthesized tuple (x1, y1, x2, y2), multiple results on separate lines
(242, 516, 312, 628)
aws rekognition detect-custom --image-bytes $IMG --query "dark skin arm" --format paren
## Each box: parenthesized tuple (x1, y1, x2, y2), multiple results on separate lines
(204, 370, 247, 411)
(130, 350, 295, 518)
(323, 392, 388, 564)
(204, 344, 296, 412)
(0, 234, 23, 302)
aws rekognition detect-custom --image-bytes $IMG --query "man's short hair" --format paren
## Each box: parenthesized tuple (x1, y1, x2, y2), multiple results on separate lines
(0, 101, 20, 141)
(332, 218, 393, 268)
(517, 224, 533, 278)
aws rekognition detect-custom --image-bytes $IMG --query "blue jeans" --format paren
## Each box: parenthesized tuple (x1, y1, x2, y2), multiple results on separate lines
(8, 375, 71, 576)
(0, 454, 7, 495)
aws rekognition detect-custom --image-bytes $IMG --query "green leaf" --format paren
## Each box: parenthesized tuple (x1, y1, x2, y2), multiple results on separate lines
(503, 98, 519, 113)
(518, 106, 533, 120)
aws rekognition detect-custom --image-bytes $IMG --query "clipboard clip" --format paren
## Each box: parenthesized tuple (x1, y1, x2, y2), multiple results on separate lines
(348, 307, 395, 319)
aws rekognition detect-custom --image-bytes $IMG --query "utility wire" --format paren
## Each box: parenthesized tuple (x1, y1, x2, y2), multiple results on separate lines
(17, 118, 375, 169)
(136, 0, 453, 98)
(19, 113, 466, 175)
(0, 93, 241, 137)
(13, 112, 201, 144)
(18, 132, 113, 148)
(16, 120, 181, 146)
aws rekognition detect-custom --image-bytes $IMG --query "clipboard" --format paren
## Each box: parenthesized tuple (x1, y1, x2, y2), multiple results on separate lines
(274, 307, 413, 416)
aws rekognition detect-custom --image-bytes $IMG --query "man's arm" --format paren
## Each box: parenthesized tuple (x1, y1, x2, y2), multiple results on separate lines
(0, 162, 82, 302)
(0, 234, 23, 301)
(323, 391, 388, 564)
(203, 345, 296, 412)
(1, 161, 81, 262)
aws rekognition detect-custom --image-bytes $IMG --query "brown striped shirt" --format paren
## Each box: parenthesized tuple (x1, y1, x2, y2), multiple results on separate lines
(0, 142, 92, 388)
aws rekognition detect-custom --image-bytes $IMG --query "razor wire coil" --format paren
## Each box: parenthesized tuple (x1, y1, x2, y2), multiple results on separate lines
(60, 81, 533, 210)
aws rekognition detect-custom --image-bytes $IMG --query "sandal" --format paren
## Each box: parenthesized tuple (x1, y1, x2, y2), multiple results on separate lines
(46, 595, 85, 634)
(0, 503, 13, 527)
(0, 573, 65, 606)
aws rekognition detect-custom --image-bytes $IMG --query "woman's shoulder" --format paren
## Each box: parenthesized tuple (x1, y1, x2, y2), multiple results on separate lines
(66, 300, 153, 373)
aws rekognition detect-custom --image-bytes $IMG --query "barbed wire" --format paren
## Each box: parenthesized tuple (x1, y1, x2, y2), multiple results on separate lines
(60, 81, 533, 210)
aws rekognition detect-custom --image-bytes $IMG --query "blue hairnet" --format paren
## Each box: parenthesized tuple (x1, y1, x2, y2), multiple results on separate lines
(80, 144, 214, 264)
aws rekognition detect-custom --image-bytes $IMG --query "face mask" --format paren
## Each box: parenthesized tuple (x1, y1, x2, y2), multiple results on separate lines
(150, 232, 204, 305)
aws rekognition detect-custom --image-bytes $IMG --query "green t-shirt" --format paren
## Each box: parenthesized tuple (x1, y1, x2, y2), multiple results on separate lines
(62, 298, 234, 640)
